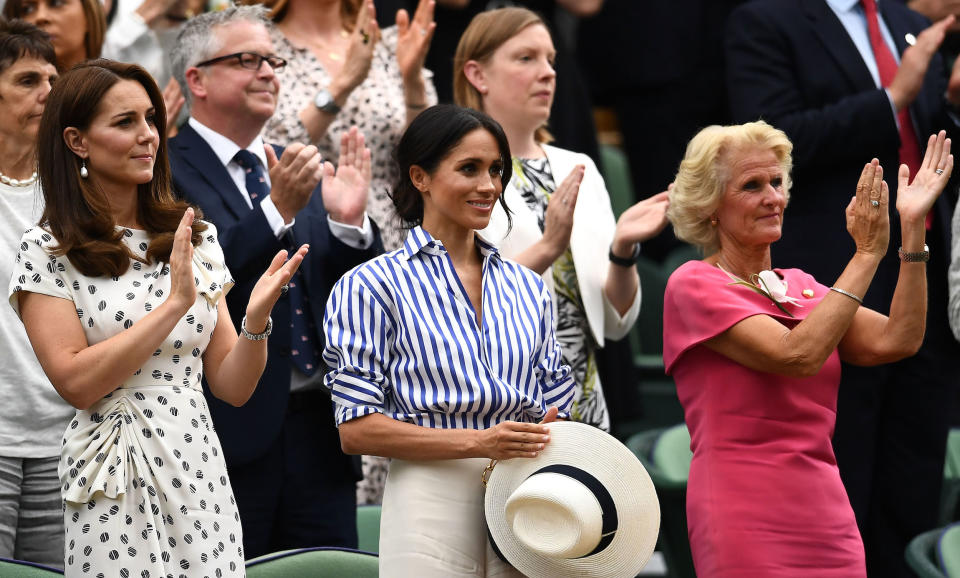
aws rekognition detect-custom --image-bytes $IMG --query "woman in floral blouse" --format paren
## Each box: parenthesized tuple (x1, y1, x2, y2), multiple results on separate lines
(248, 0, 437, 251)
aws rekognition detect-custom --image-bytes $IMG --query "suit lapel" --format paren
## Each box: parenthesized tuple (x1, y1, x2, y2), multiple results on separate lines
(172, 123, 252, 220)
(803, 0, 878, 92)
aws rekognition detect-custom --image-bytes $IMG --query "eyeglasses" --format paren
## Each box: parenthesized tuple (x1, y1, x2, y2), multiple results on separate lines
(195, 52, 287, 73)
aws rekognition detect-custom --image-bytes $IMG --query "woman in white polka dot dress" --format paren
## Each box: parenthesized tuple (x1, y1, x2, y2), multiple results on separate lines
(7, 60, 307, 577)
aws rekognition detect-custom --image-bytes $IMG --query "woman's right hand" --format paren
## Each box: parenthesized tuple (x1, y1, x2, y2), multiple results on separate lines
(168, 208, 199, 314)
(476, 420, 551, 460)
(540, 164, 584, 261)
(845, 158, 890, 259)
(332, 0, 379, 98)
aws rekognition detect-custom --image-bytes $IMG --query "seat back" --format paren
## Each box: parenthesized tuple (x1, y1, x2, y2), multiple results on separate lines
(938, 523, 960, 577)
(245, 547, 378, 577)
(356, 504, 381, 553)
(0, 558, 63, 576)
(599, 144, 635, 218)
(652, 424, 693, 484)
(906, 527, 949, 578)
(626, 426, 695, 578)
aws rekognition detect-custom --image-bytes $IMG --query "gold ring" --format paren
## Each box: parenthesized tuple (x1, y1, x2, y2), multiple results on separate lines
(361, 30, 370, 44)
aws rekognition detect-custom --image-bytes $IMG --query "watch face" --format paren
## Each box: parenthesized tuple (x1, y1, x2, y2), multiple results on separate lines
(315, 90, 338, 113)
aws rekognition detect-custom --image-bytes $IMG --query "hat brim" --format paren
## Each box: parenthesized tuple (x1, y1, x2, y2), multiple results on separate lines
(484, 421, 660, 578)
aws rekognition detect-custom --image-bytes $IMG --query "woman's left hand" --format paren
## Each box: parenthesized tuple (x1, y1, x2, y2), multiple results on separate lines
(896, 130, 952, 224)
(244, 245, 309, 332)
(611, 188, 671, 252)
(396, 0, 436, 84)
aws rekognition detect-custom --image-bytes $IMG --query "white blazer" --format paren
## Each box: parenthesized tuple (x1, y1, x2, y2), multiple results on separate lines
(480, 144, 641, 347)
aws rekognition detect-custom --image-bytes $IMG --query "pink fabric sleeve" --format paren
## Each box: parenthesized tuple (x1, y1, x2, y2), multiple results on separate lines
(663, 261, 829, 374)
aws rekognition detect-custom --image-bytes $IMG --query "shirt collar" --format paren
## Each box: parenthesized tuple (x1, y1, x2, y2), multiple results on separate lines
(187, 117, 269, 171)
(401, 226, 501, 261)
(825, 0, 863, 13)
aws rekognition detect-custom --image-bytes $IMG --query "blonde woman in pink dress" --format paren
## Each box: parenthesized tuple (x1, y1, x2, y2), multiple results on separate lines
(662, 121, 951, 577)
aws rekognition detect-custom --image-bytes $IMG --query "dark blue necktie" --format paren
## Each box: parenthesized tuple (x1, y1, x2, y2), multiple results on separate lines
(234, 149, 320, 376)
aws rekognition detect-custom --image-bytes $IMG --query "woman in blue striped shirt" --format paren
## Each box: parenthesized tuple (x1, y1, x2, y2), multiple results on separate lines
(323, 104, 575, 576)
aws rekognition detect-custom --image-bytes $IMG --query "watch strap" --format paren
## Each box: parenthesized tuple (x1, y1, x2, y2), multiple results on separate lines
(608, 243, 640, 267)
(898, 244, 930, 262)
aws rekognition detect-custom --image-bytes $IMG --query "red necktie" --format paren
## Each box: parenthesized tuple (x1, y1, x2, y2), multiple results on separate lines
(861, 0, 932, 228)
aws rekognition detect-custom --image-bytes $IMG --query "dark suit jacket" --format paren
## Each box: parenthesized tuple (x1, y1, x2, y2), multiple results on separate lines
(726, 0, 957, 323)
(169, 122, 381, 473)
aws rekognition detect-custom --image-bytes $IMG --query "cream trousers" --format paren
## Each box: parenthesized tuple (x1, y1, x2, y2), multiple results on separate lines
(379, 457, 525, 577)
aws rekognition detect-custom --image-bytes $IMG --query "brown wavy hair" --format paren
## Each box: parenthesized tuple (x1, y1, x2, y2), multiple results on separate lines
(2, 0, 105, 68)
(453, 7, 553, 144)
(240, 0, 361, 29)
(37, 59, 206, 278)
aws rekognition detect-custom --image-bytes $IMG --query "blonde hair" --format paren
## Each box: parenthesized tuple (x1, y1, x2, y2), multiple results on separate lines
(668, 121, 793, 254)
(453, 7, 553, 144)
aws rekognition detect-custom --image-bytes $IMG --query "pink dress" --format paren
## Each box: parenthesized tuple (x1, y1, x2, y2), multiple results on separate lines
(663, 260, 865, 577)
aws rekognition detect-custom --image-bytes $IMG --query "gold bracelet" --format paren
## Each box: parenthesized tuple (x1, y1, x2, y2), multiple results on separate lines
(829, 286, 863, 305)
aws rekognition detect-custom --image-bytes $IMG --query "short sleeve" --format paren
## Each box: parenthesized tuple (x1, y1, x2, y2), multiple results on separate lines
(534, 282, 576, 418)
(192, 221, 234, 306)
(8, 227, 72, 318)
(322, 266, 394, 425)
(663, 261, 828, 374)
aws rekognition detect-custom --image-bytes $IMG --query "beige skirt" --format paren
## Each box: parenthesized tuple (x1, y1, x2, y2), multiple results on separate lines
(379, 457, 526, 577)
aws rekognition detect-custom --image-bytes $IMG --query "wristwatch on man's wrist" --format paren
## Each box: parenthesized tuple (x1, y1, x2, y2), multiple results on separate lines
(314, 89, 341, 115)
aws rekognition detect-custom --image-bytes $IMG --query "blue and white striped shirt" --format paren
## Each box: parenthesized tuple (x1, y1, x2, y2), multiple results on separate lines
(322, 226, 575, 429)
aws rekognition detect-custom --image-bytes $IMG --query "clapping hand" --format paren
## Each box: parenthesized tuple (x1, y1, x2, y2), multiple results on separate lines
(845, 159, 890, 258)
(896, 130, 953, 224)
(245, 245, 310, 333)
(335, 0, 379, 96)
(321, 126, 371, 227)
(161, 78, 185, 139)
(612, 188, 671, 253)
(265, 143, 324, 224)
(539, 164, 584, 261)
(168, 208, 200, 314)
(396, 0, 436, 84)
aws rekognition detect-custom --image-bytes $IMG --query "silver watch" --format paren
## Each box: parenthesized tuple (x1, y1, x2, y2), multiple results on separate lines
(314, 89, 341, 114)
(241, 315, 273, 341)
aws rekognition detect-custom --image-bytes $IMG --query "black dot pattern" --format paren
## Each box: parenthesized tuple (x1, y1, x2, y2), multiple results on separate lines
(11, 224, 242, 575)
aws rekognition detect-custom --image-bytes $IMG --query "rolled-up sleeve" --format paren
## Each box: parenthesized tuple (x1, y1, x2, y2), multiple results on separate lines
(322, 271, 394, 424)
(534, 287, 575, 418)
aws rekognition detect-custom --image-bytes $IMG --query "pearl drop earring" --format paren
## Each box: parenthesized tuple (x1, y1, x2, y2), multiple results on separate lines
(80, 159, 88, 179)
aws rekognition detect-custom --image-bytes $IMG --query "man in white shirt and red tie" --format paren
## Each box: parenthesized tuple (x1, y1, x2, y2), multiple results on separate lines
(726, 1, 960, 575)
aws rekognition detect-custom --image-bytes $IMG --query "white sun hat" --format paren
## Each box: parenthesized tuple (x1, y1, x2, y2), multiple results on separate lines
(484, 421, 661, 578)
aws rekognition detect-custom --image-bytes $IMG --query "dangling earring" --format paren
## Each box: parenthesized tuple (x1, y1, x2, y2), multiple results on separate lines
(80, 159, 88, 179)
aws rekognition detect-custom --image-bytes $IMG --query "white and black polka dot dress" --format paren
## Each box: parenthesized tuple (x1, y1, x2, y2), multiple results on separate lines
(8, 223, 244, 577)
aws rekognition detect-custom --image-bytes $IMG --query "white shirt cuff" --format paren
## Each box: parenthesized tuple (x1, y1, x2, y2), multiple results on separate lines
(261, 195, 295, 238)
(328, 214, 374, 249)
